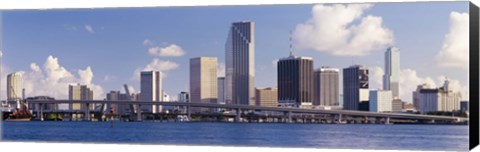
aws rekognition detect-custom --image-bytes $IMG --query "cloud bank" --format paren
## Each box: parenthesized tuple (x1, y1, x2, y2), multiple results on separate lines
(293, 4, 394, 56)
(436, 11, 469, 69)
(148, 44, 185, 57)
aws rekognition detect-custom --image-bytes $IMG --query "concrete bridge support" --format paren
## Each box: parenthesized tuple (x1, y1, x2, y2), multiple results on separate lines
(385, 117, 390, 124)
(84, 103, 90, 121)
(338, 114, 342, 123)
(235, 108, 241, 123)
(39, 103, 44, 121)
(286, 111, 292, 123)
(136, 104, 142, 121)
(187, 106, 191, 120)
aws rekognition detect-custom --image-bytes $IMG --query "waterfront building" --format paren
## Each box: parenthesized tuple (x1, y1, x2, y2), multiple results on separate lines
(460, 101, 468, 112)
(139, 71, 163, 113)
(7, 72, 23, 101)
(26, 96, 55, 112)
(277, 53, 314, 108)
(369, 90, 393, 113)
(190, 57, 218, 113)
(218, 77, 226, 104)
(225, 21, 255, 105)
(314, 67, 339, 106)
(343, 65, 369, 111)
(392, 99, 404, 112)
(106, 91, 132, 115)
(415, 80, 462, 114)
(255, 87, 278, 107)
(68, 84, 93, 111)
(177, 92, 190, 113)
(412, 83, 432, 111)
(383, 47, 400, 99)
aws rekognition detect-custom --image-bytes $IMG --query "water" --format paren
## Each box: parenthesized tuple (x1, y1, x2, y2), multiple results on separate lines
(1, 121, 468, 151)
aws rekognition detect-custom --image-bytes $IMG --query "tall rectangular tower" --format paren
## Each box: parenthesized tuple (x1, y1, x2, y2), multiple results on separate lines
(139, 71, 163, 113)
(343, 65, 369, 111)
(7, 72, 23, 101)
(314, 67, 339, 106)
(190, 57, 218, 113)
(383, 47, 400, 99)
(68, 84, 93, 111)
(225, 21, 255, 105)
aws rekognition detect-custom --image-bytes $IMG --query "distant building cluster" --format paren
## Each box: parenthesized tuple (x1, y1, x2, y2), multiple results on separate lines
(3, 21, 467, 117)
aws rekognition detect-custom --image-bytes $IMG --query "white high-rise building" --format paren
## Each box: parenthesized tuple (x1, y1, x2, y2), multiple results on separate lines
(383, 47, 400, 99)
(139, 71, 163, 113)
(225, 21, 255, 105)
(7, 72, 23, 101)
(190, 57, 218, 113)
(369, 90, 393, 112)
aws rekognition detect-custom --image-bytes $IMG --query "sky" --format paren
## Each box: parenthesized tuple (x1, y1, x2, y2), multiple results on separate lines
(0, 2, 470, 102)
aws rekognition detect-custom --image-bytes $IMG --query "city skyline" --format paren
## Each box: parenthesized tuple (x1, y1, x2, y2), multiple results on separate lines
(0, 2, 469, 102)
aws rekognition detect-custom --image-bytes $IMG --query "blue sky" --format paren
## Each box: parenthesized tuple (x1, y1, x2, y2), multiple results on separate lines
(0, 2, 469, 101)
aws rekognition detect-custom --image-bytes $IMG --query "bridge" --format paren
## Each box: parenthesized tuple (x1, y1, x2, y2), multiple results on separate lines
(24, 99, 469, 124)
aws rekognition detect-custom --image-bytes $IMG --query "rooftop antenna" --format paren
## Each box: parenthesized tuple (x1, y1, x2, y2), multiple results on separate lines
(289, 30, 294, 57)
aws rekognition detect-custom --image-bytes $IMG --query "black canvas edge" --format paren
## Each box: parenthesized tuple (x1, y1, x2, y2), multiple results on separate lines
(470, 1, 479, 150)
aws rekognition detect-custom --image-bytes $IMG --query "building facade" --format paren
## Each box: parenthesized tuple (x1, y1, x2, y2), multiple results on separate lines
(369, 90, 392, 113)
(415, 80, 462, 114)
(190, 57, 218, 113)
(68, 84, 93, 111)
(277, 55, 314, 107)
(139, 71, 163, 113)
(391, 99, 403, 112)
(383, 47, 400, 99)
(106, 91, 132, 115)
(217, 77, 226, 104)
(255, 87, 278, 107)
(343, 65, 369, 111)
(225, 21, 255, 105)
(7, 72, 23, 101)
(314, 67, 339, 106)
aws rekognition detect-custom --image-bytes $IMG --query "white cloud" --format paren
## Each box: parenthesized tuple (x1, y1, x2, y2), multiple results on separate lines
(19, 56, 104, 100)
(131, 58, 179, 81)
(148, 44, 185, 57)
(435, 11, 469, 69)
(217, 62, 225, 77)
(85, 25, 95, 34)
(143, 39, 154, 46)
(371, 66, 467, 102)
(103, 75, 118, 82)
(293, 4, 394, 56)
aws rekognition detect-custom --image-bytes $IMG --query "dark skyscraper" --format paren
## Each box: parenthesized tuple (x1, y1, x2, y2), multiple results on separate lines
(277, 54, 314, 107)
(343, 65, 369, 111)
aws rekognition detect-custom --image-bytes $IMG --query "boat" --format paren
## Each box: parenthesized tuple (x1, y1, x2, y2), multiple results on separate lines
(3, 99, 32, 121)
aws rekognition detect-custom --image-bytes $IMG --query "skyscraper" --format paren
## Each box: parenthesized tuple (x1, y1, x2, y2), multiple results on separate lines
(225, 21, 255, 105)
(314, 67, 339, 106)
(383, 47, 400, 99)
(343, 65, 369, 111)
(139, 71, 163, 113)
(7, 72, 23, 101)
(190, 57, 218, 113)
(278, 54, 314, 107)
(68, 84, 93, 111)
(415, 80, 462, 114)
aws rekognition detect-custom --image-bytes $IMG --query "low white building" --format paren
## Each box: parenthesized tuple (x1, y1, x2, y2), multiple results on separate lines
(369, 90, 392, 112)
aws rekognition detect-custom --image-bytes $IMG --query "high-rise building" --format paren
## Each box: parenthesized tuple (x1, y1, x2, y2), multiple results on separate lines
(343, 65, 369, 111)
(314, 67, 339, 106)
(177, 92, 190, 113)
(225, 21, 255, 105)
(139, 71, 163, 113)
(278, 54, 314, 107)
(190, 57, 218, 113)
(217, 77, 226, 104)
(415, 80, 462, 114)
(68, 84, 93, 111)
(255, 87, 278, 107)
(7, 72, 23, 101)
(460, 101, 468, 112)
(383, 47, 400, 99)
(369, 90, 393, 112)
